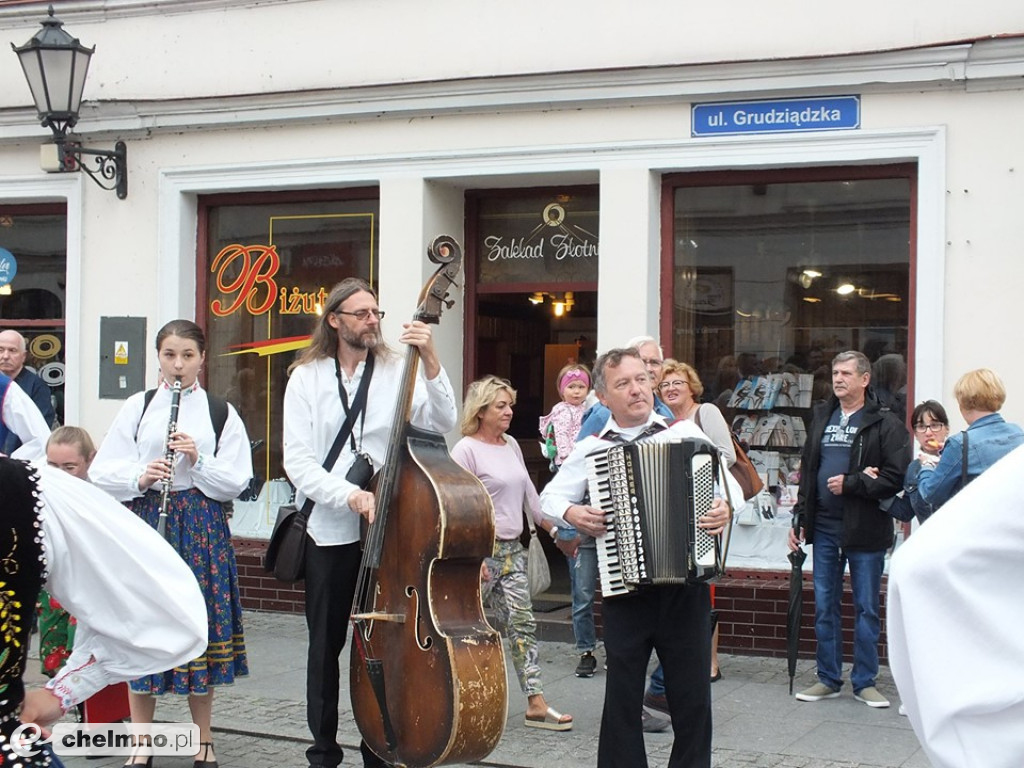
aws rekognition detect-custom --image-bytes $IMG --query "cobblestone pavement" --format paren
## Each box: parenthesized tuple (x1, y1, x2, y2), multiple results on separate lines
(40, 610, 928, 768)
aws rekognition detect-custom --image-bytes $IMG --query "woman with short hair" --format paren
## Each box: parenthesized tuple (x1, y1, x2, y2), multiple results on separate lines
(917, 368, 1024, 510)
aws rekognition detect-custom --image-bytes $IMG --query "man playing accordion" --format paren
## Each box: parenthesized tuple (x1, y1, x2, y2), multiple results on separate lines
(540, 347, 740, 768)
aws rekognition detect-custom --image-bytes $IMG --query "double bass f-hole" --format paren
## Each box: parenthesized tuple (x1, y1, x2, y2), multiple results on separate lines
(405, 585, 433, 651)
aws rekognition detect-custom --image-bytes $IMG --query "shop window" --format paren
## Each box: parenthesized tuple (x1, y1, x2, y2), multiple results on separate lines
(199, 191, 379, 539)
(0, 205, 67, 424)
(665, 167, 912, 561)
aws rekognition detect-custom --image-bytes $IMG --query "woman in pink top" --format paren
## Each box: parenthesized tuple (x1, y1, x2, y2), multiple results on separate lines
(450, 375, 573, 732)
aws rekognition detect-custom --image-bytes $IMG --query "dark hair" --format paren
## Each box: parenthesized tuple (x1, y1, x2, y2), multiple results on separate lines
(156, 319, 206, 355)
(592, 347, 643, 394)
(911, 399, 949, 428)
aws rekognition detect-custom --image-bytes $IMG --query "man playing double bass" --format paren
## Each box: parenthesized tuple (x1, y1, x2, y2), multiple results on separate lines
(283, 277, 458, 768)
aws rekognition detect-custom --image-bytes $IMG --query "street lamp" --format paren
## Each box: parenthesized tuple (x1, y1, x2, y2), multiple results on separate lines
(12, 5, 127, 199)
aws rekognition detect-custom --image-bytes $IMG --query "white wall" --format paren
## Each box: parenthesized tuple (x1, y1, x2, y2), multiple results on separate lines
(2, 0, 1022, 105)
(1, 1, 1023, 438)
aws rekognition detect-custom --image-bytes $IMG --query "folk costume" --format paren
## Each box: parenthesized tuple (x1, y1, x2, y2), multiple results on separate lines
(0, 372, 51, 462)
(90, 380, 253, 695)
(889, 444, 1024, 768)
(0, 459, 207, 766)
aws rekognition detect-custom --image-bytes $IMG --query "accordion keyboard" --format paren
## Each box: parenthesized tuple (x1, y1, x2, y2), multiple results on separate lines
(586, 438, 721, 597)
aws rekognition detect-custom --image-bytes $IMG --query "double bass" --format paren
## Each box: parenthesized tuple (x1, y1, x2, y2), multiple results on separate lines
(350, 235, 508, 768)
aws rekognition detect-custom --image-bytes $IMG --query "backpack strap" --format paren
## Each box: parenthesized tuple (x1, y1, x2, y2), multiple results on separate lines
(135, 387, 228, 454)
(134, 389, 158, 442)
(207, 395, 229, 454)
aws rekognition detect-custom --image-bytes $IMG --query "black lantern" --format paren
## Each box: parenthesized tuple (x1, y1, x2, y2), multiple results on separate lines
(12, 5, 127, 199)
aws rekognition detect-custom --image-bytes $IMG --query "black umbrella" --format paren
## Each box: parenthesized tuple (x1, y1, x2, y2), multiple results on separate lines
(786, 545, 807, 695)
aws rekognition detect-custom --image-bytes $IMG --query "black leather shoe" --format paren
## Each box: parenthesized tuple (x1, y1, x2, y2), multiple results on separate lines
(193, 741, 217, 768)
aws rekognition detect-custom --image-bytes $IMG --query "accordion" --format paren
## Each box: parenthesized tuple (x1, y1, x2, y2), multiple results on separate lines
(585, 438, 725, 597)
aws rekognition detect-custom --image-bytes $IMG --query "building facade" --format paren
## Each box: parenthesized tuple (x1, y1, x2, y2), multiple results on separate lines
(2, 3, 1023, 640)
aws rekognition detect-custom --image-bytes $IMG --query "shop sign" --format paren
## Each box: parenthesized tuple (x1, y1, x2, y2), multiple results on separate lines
(210, 244, 328, 318)
(209, 243, 329, 358)
(477, 200, 598, 285)
(0, 247, 17, 287)
(692, 96, 860, 137)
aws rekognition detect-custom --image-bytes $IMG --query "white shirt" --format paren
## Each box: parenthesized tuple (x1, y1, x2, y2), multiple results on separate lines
(282, 351, 457, 546)
(32, 462, 208, 710)
(1, 377, 51, 461)
(887, 443, 1024, 768)
(540, 410, 743, 523)
(89, 382, 253, 502)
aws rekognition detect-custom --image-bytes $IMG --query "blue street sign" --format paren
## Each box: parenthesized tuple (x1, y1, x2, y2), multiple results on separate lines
(692, 96, 860, 137)
(0, 247, 17, 287)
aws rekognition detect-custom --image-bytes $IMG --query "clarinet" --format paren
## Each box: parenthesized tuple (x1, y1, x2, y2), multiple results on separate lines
(156, 376, 183, 540)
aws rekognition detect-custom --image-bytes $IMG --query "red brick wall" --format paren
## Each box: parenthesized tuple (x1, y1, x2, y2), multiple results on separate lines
(232, 540, 886, 664)
(714, 568, 889, 664)
(235, 538, 306, 614)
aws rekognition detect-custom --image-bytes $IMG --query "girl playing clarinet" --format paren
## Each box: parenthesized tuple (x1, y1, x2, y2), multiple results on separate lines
(90, 319, 253, 768)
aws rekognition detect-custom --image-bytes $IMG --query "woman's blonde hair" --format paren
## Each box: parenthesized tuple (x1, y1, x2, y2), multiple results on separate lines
(46, 425, 97, 460)
(460, 375, 517, 436)
(661, 359, 704, 399)
(954, 368, 1007, 413)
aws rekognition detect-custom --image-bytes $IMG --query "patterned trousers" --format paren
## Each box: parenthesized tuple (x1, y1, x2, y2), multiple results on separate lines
(482, 538, 543, 696)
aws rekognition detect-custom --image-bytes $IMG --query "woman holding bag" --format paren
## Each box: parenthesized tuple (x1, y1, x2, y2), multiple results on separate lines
(450, 375, 573, 732)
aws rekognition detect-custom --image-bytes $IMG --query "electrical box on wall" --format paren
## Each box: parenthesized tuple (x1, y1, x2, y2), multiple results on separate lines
(99, 317, 147, 399)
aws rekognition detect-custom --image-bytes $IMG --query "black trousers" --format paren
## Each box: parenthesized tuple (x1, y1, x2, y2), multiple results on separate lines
(598, 583, 712, 768)
(303, 538, 388, 768)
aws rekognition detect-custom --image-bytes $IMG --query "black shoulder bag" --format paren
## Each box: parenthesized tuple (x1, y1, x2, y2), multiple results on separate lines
(265, 354, 375, 582)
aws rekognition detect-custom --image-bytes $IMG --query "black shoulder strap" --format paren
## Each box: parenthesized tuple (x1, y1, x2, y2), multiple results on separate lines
(207, 395, 229, 453)
(134, 389, 158, 442)
(135, 387, 229, 453)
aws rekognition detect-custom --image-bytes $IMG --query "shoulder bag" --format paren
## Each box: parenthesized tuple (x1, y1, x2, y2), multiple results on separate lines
(695, 404, 765, 501)
(265, 354, 375, 582)
(505, 434, 551, 597)
(524, 510, 552, 598)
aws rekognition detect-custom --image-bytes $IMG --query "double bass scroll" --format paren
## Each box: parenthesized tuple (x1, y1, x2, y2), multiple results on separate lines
(349, 235, 508, 768)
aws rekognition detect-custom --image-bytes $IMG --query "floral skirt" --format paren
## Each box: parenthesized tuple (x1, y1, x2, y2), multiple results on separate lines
(127, 489, 248, 695)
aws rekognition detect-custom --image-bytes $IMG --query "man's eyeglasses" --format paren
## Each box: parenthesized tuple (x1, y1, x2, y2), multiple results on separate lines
(913, 423, 947, 434)
(334, 308, 385, 321)
(658, 379, 688, 391)
(642, 357, 664, 368)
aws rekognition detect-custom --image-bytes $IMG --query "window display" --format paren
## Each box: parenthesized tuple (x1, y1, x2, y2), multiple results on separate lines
(666, 168, 912, 567)
(201, 192, 379, 539)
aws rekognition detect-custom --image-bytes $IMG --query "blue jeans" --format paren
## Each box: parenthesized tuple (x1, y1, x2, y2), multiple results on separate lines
(561, 529, 597, 654)
(811, 515, 885, 692)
